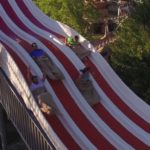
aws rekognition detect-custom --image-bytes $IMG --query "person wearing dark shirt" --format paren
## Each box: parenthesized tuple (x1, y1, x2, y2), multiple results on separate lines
(30, 43, 64, 80)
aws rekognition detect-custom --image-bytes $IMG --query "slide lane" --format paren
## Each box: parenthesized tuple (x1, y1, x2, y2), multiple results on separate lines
(15, 0, 150, 133)
(2, 0, 150, 149)
(0, 8, 116, 150)
(0, 40, 80, 149)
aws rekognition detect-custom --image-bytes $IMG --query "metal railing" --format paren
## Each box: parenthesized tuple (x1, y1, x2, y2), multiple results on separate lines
(0, 68, 55, 150)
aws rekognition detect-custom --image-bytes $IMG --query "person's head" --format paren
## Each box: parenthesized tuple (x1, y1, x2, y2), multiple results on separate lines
(80, 67, 90, 74)
(38, 99, 46, 107)
(31, 75, 39, 84)
(38, 99, 51, 115)
(74, 35, 79, 42)
(31, 42, 38, 49)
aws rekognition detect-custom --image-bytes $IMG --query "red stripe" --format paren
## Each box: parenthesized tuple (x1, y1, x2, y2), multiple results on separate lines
(0, 41, 80, 149)
(16, 0, 65, 41)
(93, 103, 150, 149)
(87, 59, 150, 133)
(0, 2, 116, 149)
(15, 0, 150, 133)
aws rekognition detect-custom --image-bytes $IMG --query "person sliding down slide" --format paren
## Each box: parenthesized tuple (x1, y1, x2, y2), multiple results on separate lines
(76, 67, 100, 106)
(65, 35, 91, 60)
(27, 67, 61, 116)
(30, 43, 64, 80)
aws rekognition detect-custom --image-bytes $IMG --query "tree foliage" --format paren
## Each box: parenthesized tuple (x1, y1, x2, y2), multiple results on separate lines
(33, 0, 100, 36)
(133, 0, 150, 29)
(111, 11, 150, 104)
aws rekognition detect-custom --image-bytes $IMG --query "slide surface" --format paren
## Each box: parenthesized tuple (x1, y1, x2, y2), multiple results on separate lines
(0, 0, 150, 150)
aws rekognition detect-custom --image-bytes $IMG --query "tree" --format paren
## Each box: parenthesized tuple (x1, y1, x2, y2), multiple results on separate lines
(33, 0, 100, 37)
(111, 17, 150, 104)
(133, 0, 150, 29)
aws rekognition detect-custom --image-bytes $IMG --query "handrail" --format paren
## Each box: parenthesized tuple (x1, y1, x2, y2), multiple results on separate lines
(0, 68, 55, 150)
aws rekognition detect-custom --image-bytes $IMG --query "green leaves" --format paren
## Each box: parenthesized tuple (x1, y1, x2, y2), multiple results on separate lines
(111, 14, 150, 104)
(33, 0, 100, 36)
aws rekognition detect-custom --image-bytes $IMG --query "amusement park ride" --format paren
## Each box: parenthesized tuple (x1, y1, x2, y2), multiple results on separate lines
(0, 0, 149, 150)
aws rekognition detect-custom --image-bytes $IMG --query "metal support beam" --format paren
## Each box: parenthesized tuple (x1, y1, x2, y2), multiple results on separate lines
(0, 104, 7, 150)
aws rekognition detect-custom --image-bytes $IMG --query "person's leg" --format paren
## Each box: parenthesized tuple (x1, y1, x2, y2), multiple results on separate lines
(42, 56, 64, 80)
(80, 51, 91, 60)
(37, 57, 58, 79)
(38, 92, 61, 115)
(78, 81, 100, 106)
